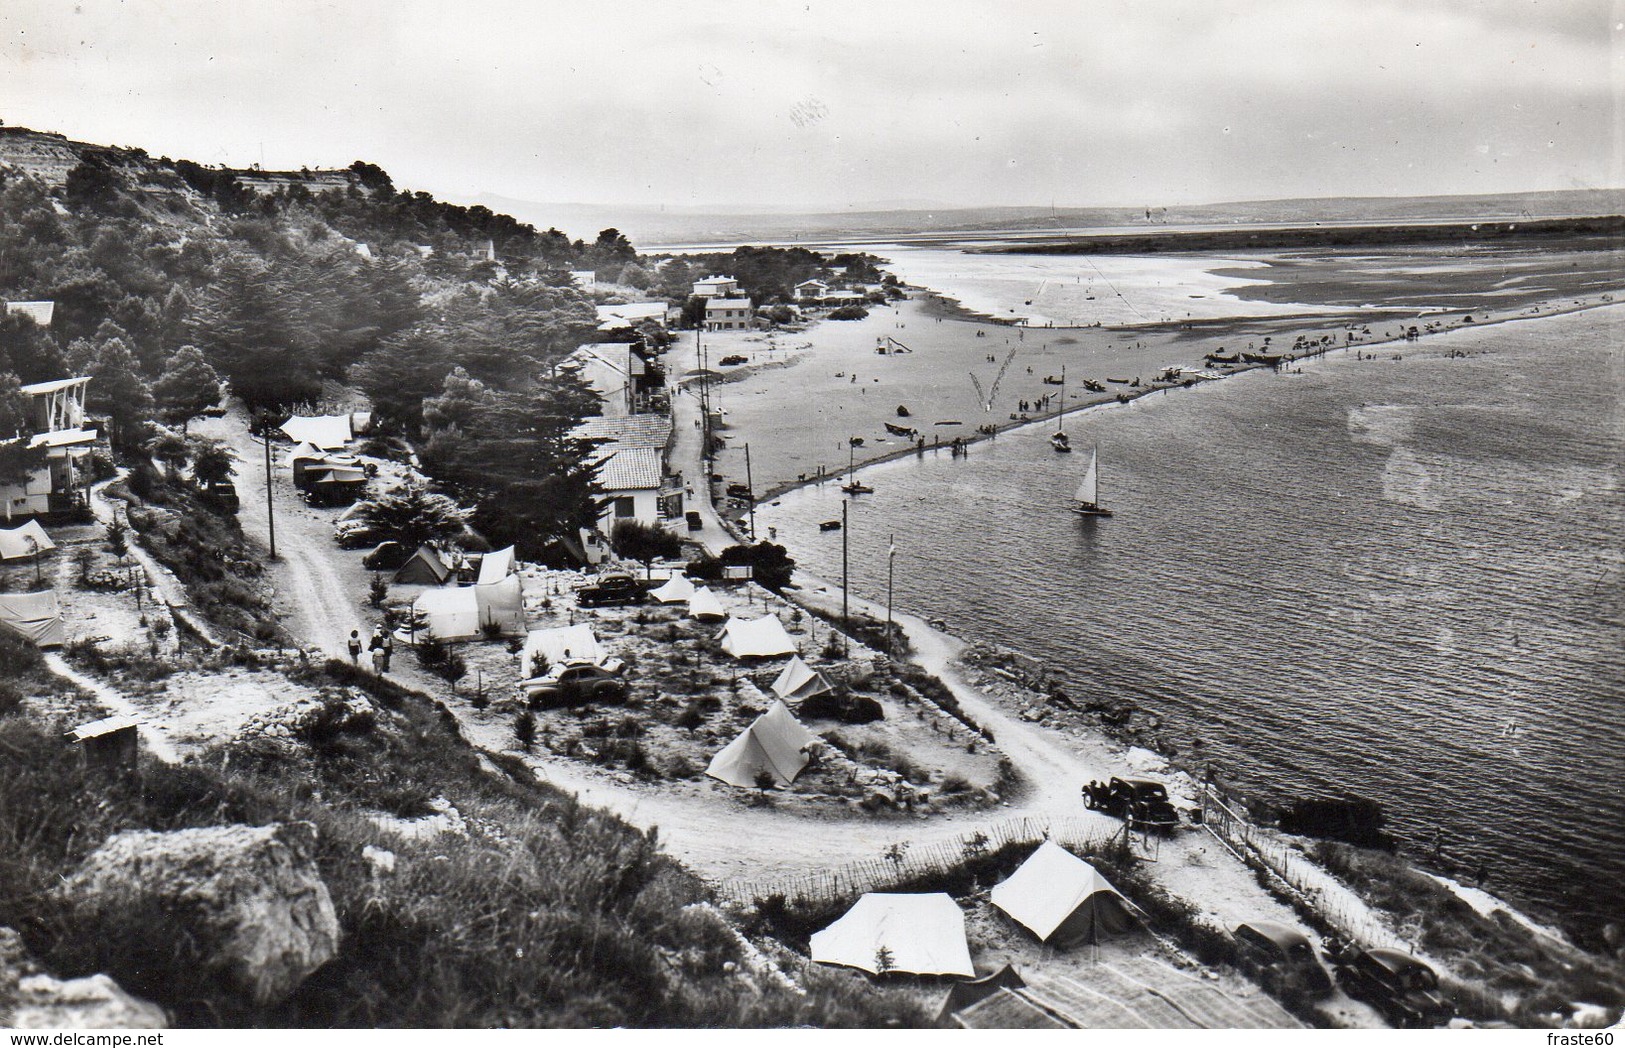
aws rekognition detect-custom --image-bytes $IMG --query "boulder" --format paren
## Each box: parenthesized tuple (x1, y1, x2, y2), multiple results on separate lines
(57, 821, 339, 1006)
(1, 927, 166, 1029)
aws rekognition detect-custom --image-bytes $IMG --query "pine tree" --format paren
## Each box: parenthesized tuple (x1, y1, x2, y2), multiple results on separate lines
(152, 344, 222, 432)
(87, 336, 154, 448)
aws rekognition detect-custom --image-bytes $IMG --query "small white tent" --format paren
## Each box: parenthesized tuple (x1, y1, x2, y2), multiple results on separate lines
(649, 573, 695, 604)
(687, 586, 726, 621)
(521, 623, 603, 677)
(0, 519, 55, 561)
(410, 575, 524, 642)
(771, 655, 835, 702)
(810, 893, 976, 978)
(0, 590, 65, 647)
(706, 700, 819, 788)
(990, 841, 1141, 948)
(476, 546, 516, 585)
(717, 615, 797, 659)
(279, 414, 353, 449)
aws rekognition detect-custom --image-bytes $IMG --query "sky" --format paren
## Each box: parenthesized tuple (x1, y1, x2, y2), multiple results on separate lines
(0, 0, 1619, 212)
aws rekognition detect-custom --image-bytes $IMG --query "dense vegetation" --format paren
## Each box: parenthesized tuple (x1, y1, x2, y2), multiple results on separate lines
(0, 654, 923, 1027)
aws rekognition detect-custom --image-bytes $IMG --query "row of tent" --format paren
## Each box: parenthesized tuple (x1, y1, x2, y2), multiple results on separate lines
(809, 842, 1142, 978)
(399, 546, 524, 642)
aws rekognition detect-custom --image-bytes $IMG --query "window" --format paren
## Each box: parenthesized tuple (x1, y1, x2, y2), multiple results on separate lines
(613, 496, 636, 518)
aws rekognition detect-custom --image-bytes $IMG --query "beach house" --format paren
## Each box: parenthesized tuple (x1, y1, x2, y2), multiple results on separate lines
(571, 341, 658, 417)
(1, 376, 101, 520)
(794, 279, 830, 304)
(595, 302, 670, 332)
(692, 275, 739, 298)
(572, 413, 683, 531)
(704, 297, 754, 331)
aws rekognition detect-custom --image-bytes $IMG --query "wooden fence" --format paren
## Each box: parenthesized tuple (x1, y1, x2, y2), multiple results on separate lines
(716, 814, 1123, 907)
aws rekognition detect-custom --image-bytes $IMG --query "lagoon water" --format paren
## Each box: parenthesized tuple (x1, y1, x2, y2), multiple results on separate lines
(757, 305, 1625, 929)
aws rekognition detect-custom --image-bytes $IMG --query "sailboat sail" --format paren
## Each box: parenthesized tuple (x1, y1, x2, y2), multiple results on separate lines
(1076, 449, 1098, 506)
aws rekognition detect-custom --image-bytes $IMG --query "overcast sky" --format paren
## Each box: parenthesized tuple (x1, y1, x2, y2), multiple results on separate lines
(1, 1, 1618, 211)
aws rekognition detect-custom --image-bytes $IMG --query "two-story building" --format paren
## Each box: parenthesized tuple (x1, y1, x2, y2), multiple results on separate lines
(794, 279, 830, 303)
(703, 297, 754, 331)
(570, 341, 661, 417)
(571, 413, 683, 533)
(1, 376, 100, 521)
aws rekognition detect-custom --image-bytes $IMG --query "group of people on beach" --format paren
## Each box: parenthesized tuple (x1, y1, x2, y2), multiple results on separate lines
(347, 626, 393, 674)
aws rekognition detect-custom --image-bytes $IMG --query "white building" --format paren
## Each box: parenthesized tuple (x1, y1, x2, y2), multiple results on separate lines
(2, 376, 100, 520)
(572, 413, 682, 531)
(4, 301, 56, 327)
(595, 302, 670, 330)
(692, 275, 739, 298)
(794, 279, 829, 303)
(704, 298, 753, 331)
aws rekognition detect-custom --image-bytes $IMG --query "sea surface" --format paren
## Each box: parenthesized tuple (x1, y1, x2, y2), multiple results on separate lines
(757, 305, 1625, 930)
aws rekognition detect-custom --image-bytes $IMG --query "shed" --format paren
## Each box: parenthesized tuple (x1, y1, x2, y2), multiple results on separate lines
(67, 715, 140, 774)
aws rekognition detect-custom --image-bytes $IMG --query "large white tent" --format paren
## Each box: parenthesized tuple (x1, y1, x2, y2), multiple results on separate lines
(771, 655, 834, 702)
(279, 414, 353, 449)
(409, 575, 524, 641)
(649, 573, 695, 604)
(717, 615, 797, 659)
(521, 623, 603, 677)
(687, 586, 726, 621)
(476, 546, 516, 585)
(0, 519, 55, 561)
(706, 700, 819, 788)
(810, 893, 976, 978)
(990, 841, 1141, 948)
(0, 590, 65, 647)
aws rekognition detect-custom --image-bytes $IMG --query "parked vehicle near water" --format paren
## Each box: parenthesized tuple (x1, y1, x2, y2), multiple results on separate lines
(1332, 947, 1451, 1028)
(1084, 776, 1180, 833)
(1232, 921, 1333, 1000)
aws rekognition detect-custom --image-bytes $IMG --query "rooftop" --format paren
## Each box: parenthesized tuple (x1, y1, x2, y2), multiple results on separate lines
(572, 413, 673, 450)
(594, 446, 663, 491)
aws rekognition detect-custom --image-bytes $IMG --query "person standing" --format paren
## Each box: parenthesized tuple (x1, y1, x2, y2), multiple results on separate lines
(347, 630, 362, 664)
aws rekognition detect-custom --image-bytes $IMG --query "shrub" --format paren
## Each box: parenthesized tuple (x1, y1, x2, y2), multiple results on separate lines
(514, 710, 537, 751)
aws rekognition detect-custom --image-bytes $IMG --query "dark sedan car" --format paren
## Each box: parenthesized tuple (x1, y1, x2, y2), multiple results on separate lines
(1232, 921, 1333, 999)
(1334, 947, 1452, 1028)
(576, 571, 648, 607)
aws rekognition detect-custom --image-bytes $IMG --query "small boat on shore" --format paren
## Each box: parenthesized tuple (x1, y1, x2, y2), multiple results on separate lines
(1242, 352, 1283, 365)
(1106, 377, 1134, 385)
(1072, 447, 1112, 518)
(1205, 351, 1241, 365)
(884, 421, 917, 438)
(1051, 432, 1072, 452)
(841, 440, 874, 495)
(935, 420, 963, 426)
(1081, 379, 1105, 392)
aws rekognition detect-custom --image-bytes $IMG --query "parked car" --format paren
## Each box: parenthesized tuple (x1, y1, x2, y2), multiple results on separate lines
(1083, 776, 1181, 833)
(334, 521, 379, 549)
(576, 571, 648, 607)
(685, 510, 703, 532)
(725, 482, 753, 501)
(523, 661, 627, 709)
(1232, 921, 1333, 999)
(718, 354, 748, 366)
(361, 541, 410, 571)
(1333, 947, 1451, 1028)
(202, 481, 239, 513)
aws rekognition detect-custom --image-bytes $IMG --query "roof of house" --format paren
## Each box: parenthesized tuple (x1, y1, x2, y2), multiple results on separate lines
(5, 301, 55, 326)
(705, 298, 752, 310)
(694, 275, 737, 286)
(19, 376, 89, 396)
(595, 446, 663, 491)
(795, 278, 829, 289)
(595, 302, 668, 323)
(573, 413, 672, 449)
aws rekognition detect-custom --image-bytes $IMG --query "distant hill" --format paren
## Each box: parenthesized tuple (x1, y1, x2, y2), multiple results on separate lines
(477, 188, 1625, 249)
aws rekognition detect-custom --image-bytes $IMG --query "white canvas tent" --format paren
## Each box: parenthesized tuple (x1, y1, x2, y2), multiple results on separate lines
(771, 655, 834, 702)
(990, 841, 1141, 948)
(717, 615, 797, 659)
(649, 573, 695, 604)
(283, 441, 324, 467)
(0, 590, 65, 647)
(687, 586, 726, 621)
(706, 700, 819, 788)
(0, 519, 55, 561)
(410, 575, 524, 641)
(521, 623, 603, 677)
(810, 893, 976, 977)
(279, 414, 353, 449)
(476, 545, 516, 585)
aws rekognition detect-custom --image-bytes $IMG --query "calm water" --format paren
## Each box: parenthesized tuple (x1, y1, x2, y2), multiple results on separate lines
(758, 306, 1625, 929)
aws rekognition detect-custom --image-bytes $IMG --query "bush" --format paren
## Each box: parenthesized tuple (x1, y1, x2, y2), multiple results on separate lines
(827, 305, 869, 320)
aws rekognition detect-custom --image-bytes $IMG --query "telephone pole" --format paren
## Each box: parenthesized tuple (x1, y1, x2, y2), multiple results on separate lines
(261, 416, 277, 560)
(841, 497, 850, 655)
(744, 442, 755, 539)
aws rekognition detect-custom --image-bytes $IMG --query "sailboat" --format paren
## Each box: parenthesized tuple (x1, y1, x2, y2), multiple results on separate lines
(1072, 446, 1112, 517)
(841, 439, 873, 495)
(1051, 365, 1072, 452)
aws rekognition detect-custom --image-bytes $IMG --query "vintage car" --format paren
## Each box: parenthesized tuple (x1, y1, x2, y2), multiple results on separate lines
(1333, 947, 1452, 1028)
(522, 661, 628, 709)
(1232, 921, 1333, 999)
(1083, 776, 1181, 833)
(576, 571, 648, 607)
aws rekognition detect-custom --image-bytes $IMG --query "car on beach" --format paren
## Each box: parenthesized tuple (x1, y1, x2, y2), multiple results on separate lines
(1083, 776, 1181, 833)
(523, 661, 628, 709)
(1332, 947, 1451, 1028)
(1232, 921, 1333, 1000)
(576, 571, 648, 607)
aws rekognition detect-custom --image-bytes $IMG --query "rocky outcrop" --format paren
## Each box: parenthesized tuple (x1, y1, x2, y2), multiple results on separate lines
(57, 821, 340, 1006)
(0, 927, 166, 1029)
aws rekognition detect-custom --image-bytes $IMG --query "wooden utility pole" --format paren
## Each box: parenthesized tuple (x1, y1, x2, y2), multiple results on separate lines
(841, 497, 849, 654)
(744, 442, 755, 539)
(886, 534, 896, 657)
(262, 418, 277, 560)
